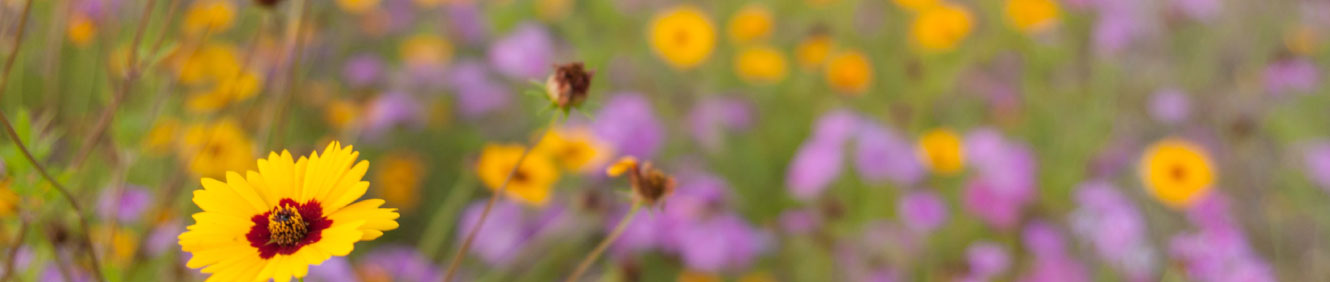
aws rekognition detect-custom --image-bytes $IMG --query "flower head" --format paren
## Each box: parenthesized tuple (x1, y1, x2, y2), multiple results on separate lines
(544, 62, 595, 111)
(727, 4, 773, 44)
(177, 118, 255, 177)
(607, 156, 676, 209)
(917, 128, 965, 175)
(535, 128, 610, 172)
(183, 0, 235, 35)
(824, 50, 873, 95)
(179, 142, 400, 281)
(1139, 138, 1214, 209)
(374, 152, 426, 212)
(910, 3, 973, 53)
(734, 45, 788, 85)
(796, 33, 834, 68)
(649, 5, 717, 70)
(1005, 0, 1061, 34)
(476, 144, 560, 207)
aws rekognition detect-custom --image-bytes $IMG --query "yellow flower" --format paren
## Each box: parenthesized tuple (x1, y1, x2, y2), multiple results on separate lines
(727, 4, 773, 45)
(796, 34, 834, 68)
(734, 45, 788, 85)
(400, 34, 452, 68)
(67, 13, 97, 47)
(1285, 25, 1320, 56)
(143, 117, 182, 156)
(178, 118, 255, 177)
(325, 99, 362, 131)
(93, 225, 138, 265)
(536, 128, 610, 172)
(373, 152, 425, 212)
(1005, 0, 1061, 34)
(175, 43, 241, 85)
(476, 144, 559, 207)
(824, 50, 872, 95)
(179, 142, 400, 282)
(910, 2, 973, 53)
(338, 0, 380, 14)
(537, 0, 573, 21)
(183, 0, 235, 35)
(649, 5, 717, 70)
(0, 181, 16, 217)
(187, 70, 263, 113)
(1140, 138, 1215, 209)
(917, 128, 964, 175)
(893, 0, 940, 12)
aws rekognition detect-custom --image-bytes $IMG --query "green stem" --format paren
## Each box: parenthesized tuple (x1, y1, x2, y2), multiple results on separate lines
(564, 203, 641, 282)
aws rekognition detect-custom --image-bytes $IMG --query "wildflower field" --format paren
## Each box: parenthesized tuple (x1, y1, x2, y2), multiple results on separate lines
(0, 0, 1328, 281)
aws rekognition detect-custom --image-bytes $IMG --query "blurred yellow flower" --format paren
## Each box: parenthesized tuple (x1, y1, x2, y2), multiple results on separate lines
(93, 225, 138, 265)
(374, 152, 426, 212)
(1005, 0, 1061, 34)
(175, 43, 241, 85)
(186, 70, 263, 113)
(66, 13, 97, 47)
(143, 117, 182, 156)
(477, 144, 559, 207)
(1140, 138, 1214, 209)
(537, 0, 573, 21)
(910, 2, 972, 53)
(649, 5, 717, 70)
(735, 45, 788, 85)
(337, 0, 380, 14)
(325, 99, 362, 131)
(536, 128, 610, 172)
(893, 0, 940, 13)
(824, 50, 872, 95)
(0, 181, 15, 217)
(400, 34, 452, 67)
(1285, 25, 1320, 56)
(917, 128, 965, 175)
(796, 34, 834, 68)
(728, 4, 773, 45)
(183, 0, 235, 35)
(178, 118, 254, 177)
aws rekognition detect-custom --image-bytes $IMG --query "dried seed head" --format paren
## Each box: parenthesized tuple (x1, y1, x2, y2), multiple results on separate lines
(254, 0, 284, 8)
(545, 62, 594, 110)
(606, 156, 675, 209)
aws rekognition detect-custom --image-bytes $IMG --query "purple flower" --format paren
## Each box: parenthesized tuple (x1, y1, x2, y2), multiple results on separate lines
(898, 190, 948, 234)
(1150, 88, 1190, 125)
(0, 247, 32, 278)
(446, 61, 511, 118)
(592, 93, 665, 158)
(812, 109, 861, 145)
(1092, 7, 1144, 56)
(1019, 221, 1091, 282)
(1303, 142, 1330, 193)
(689, 97, 755, 151)
(1070, 181, 1155, 280)
(966, 241, 1009, 279)
(674, 213, 769, 272)
(489, 23, 555, 80)
(854, 121, 923, 186)
(457, 200, 529, 266)
(779, 209, 822, 235)
(97, 185, 151, 223)
(74, 0, 120, 21)
(342, 54, 384, 88)
(363, 91, 424, 138)
(447, 2, 489, 46)
(306, 257, 356, 282)
(962, 129, 1037, 229)
(40, 266, 91, 282)
(1264, 58, 1320, 96)
(1170, 194, 1276, 282)
(786, 140, 843, 201)
(146, 221, 184, 256)
(356, 245, 442, 282)
(1170, 0, 1221, 21)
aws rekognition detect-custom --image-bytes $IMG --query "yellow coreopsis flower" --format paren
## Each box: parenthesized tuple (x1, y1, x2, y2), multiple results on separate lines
(373, 152, 425, 212)
(179, 142, 400, 281)
(476, 144, 560, 207)
(649, 5, 717, 70)
(893, 0, 940, 13)
(183, 0, 235, 35)
(337, 0, 380, 14)
(67, 13, 97, 47)
(824, 50, 872, 95)
(796, 34, 833, 68)
(734, 45, 788, 85)
(917, 128, 965, 175)
(910, 2, 973, 53)
(1005, 0, 1061, 34)
(536, 128, 610, 172)
(178, 118, 255, 177)
(175, 43, 241, 85)
(1140, 138, 1215, 209)
(727, 4, 773, 45)
(143, 117, 182, 156)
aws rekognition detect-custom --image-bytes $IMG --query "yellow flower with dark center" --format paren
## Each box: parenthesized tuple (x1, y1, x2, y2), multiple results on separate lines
(177, 118, 255, 177)
(735, 45, 788, 85)
(1005, 0, 1061, 34)
(536, 128, 610, 172)
(67, 13, 97, 47)
(893, 0, 940, 12)
(917, 128, 964, 175)
(910, 2, 973, 53)
(337, 0, 380, 14)
(373, 152, 425, 212)
(143, 117, 182, 156)
(179, 142, 400, 281)
(728, 4, 773, 45)
(649, 5, 717, 70)
(1140, 138, 1215, 209)
(183, 0, 235, 35)
(796, 34, 834, 68)
(824, 50, 873, 95)
(400, 34, 452, 68)
(477, 143, 560, 207)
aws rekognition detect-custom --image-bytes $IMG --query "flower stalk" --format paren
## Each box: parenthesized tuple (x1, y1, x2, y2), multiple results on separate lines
(564, 202, 641, 282)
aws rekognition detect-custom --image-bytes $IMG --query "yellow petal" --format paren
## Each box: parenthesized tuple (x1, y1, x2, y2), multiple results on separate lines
(606, 156, 639, 177)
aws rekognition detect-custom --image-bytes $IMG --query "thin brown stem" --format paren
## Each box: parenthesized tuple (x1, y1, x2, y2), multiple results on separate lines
(442, 120, 557, 282)
(1, 218, 29, 282)
(69, 0, 160, 170)
(565, 203, 641, 282)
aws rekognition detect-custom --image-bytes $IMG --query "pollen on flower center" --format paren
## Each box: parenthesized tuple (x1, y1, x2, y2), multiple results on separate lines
(267, 205, 309, 246)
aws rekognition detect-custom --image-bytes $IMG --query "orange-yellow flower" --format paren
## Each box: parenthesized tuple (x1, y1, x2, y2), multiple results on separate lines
(649, 5, 717, 70)
(727, 4, 773, 45)
(824, 50, 873, 95)
(917, 128, 965, 175)
(910, 2, 973, 53)
(476, 143, 560, 207)
(1140, 138, 1215, 209)
(734, 45, 788, 85)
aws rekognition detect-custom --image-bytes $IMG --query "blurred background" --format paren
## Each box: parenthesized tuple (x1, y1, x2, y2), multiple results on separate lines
(0, 0, 1328, 281)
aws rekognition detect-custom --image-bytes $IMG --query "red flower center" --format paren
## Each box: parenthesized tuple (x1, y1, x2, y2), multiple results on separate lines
(246, 198, 332, 259)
